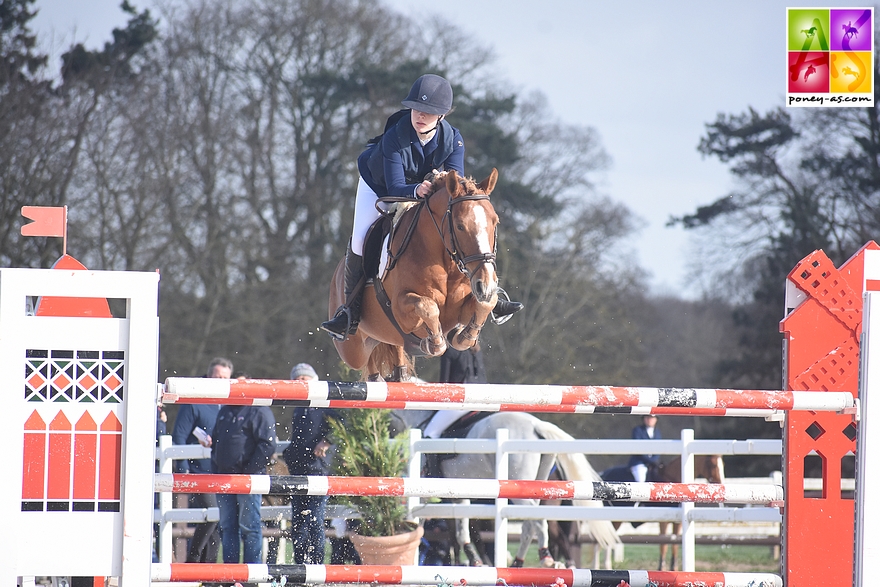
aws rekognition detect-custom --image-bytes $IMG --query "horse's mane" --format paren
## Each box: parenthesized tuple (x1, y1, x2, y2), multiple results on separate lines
(389, 172, 483, 226)
(426, 170, 483, 197)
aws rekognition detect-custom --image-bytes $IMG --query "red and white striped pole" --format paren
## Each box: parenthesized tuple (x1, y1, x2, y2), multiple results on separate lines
(151, 563, 782, 587)
(154, 473, 784, 505)
(162, 377, 856, 415)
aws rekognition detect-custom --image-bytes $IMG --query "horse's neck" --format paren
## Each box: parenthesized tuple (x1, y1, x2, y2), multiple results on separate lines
(696, 455, 724, 483)
(391, 193, 451, 267)
(657, 455, 722, 482)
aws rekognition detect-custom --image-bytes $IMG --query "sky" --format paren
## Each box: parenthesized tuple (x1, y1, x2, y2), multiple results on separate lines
(30, 0, 866, 299)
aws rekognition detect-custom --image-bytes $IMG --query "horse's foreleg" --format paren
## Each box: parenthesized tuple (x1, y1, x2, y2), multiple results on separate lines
(455, 499, 482, 567)
(534, 518, 555, 568)
(658, 521, 670, 571)
(449, 299, 493, 351)
(511, 500, 554, 568)
(450, 314, 483, 350)
(511, 518, 534, 567)
(398, 293, 446, 356)
(671, 522, 681, 571)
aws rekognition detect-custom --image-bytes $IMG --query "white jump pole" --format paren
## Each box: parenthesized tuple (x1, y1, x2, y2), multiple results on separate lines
(856, 289, 880, 585)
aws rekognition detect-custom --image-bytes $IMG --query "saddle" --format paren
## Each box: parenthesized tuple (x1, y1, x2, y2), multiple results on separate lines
(361, 214, 392, 283)
(423, 411, 493, 478)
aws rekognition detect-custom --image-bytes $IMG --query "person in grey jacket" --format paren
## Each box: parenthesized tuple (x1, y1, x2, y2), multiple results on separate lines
(283, 363, 338, 563)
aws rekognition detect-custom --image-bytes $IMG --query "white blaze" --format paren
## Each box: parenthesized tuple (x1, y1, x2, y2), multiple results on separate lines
(472, 205, 491, 253)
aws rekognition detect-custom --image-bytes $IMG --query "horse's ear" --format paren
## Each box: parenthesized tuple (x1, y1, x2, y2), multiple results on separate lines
(446, 169, 461, 197)
(477, 168, 499, 195)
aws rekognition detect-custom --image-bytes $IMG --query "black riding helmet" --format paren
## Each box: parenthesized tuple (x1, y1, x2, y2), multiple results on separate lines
(401, 74, 453, 116)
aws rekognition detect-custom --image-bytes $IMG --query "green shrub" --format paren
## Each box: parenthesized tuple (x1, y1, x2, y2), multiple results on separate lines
(328, 408, 412, 537)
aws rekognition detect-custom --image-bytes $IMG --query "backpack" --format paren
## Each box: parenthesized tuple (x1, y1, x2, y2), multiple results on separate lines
(366, 108, 409, 146)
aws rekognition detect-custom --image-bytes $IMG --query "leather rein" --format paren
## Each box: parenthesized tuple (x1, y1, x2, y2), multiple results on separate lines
(377, 190, 497, 278)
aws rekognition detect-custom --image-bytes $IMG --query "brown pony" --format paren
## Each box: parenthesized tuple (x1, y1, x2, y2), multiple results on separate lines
(652, 454, 725, 571)
(594, 454, 726, 570)
(329, 169, 501, 380)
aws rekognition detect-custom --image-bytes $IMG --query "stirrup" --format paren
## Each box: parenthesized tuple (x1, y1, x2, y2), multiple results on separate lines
(491, 287, 519, 325)
(321, 306, 352, 341)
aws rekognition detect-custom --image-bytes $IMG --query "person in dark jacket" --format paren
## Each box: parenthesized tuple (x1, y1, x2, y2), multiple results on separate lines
(282, 363, 338, 564)
(212, 382, 277, 564)
(171, 358, 227, 563)
(439, 345, 487, 385)
(628, 414, 662, 482)
(320, 74, 523, 341)
(423, 345, 488, 439)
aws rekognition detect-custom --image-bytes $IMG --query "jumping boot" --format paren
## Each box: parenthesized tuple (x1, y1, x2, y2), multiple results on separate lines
(321, 243, 366, 341)
(490, 287, 524, 325)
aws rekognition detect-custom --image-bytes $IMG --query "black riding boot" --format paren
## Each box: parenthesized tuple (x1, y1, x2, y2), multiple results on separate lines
(493, 298, 523, 317)
(490, 287, 524, 324)
(321, 243, 365, 341)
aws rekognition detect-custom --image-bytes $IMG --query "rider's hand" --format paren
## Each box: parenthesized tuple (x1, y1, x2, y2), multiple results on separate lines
(416, 180, 432, 198)
(314, 439, 331, 458)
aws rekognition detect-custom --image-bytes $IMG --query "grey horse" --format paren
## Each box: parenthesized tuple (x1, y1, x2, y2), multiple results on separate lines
(394, 410, 619, 567)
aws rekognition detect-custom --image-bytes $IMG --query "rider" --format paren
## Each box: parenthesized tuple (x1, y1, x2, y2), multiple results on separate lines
(320, 73, 524, 341)
(628, 414, 662, 483)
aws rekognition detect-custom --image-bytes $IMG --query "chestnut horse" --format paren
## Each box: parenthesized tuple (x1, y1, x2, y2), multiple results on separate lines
(329, 169, 501, 380)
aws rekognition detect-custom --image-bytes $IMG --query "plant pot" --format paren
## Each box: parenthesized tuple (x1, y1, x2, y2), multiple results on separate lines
(349, 525, 424, 565)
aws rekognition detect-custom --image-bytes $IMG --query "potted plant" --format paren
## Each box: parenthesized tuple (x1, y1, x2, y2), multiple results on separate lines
(328, 408, 423, 564)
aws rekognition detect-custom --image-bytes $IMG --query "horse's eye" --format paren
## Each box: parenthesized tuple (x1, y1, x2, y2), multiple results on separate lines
(456, 223, 465, 231)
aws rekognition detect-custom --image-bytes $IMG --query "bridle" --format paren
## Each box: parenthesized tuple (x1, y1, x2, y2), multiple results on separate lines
(428, 192, 497, 278)
(377, 190, 497, 279)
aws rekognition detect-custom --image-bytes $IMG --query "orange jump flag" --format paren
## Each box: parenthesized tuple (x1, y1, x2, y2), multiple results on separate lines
(21, 206, 67, 237)
(21, 205, 68, 255)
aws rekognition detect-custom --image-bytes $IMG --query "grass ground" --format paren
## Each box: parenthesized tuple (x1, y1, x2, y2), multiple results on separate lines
(513, 542, 782, 574)
(305, 537, 782, 574)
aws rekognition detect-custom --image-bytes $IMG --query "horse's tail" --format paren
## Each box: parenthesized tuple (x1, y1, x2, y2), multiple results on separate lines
(363, 342, 415, 381)
(534, 420, 621, 549)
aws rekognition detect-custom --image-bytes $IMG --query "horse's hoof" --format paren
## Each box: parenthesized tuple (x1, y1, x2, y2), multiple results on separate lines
(392, 365, 410, 381)
(511, 558, 525, 568)
(463, 542, 484, 567)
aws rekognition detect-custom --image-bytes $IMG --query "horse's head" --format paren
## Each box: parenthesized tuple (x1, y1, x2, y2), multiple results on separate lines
(439, 168, 500, 304)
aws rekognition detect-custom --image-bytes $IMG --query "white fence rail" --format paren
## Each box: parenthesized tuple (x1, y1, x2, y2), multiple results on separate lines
(154, 429, 792, 570)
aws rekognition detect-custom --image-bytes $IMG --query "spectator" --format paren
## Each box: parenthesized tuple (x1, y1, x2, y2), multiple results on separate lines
(439, 345, 487, 384)
(170, 358, 228, 562)
(156, 399, 168, 437)
(212, 363, 277, 564)
(628, 414, 662, 482)
(153, 398, 168, 563)
(423, 345, 486, 439)
(282, 363, 337, 564)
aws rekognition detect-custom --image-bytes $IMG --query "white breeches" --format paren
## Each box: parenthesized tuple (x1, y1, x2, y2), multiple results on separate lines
(423, 410, 470, 439)
(631, 463, 647, 483)
(351, 177, 390, 256)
